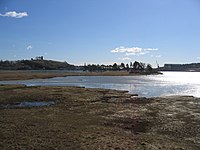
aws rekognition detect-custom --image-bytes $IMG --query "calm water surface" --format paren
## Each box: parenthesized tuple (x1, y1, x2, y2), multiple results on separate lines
(1, 71, 200, 97)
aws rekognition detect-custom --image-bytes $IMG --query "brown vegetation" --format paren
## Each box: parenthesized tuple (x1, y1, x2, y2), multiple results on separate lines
(0, 85, 199, 149)
(0, 70, 136, 81)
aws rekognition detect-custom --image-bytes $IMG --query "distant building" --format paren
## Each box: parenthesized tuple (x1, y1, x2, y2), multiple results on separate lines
(163, 63, 200, 71)
(36, 56, 43, 60)
(31, 56, 44, 61)
(164, 64, 182, 70)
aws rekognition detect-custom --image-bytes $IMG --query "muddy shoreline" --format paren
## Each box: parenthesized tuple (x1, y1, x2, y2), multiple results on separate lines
(0, 84, 199, 149)
(0, 70, 161, 81)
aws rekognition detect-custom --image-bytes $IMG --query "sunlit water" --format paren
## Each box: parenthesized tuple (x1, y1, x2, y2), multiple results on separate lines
(1, 71, 200, 97)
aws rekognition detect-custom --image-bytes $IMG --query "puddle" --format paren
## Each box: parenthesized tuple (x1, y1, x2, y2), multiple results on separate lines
(0, 101, 55, 109)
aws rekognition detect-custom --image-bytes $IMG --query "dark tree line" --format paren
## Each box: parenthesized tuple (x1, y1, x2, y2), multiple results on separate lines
(82, 61, 154, 73)
(129, 61, 153, 73)
(0, 59, 157, 74)
(82, 63, 129, 72)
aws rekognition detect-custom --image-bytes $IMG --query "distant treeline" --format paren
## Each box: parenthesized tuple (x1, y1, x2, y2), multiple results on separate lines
(83, 61, 154, 72)
(82, 61, 161, 75)
(0, 59, 160, 74)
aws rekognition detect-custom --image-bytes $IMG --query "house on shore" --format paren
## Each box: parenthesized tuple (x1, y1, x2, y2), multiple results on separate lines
(31, 56, 44, 61)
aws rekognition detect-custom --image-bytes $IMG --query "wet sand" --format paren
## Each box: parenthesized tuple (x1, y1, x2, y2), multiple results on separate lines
(0, 84, 199, 149)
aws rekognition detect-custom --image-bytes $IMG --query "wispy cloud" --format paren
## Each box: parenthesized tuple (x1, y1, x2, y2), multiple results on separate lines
(143, 48, 158, 51)
(27, 45, 33, 50)
(119, 57, 131, 61)
(111, 46, 142, 53)
(0, 11, 28, 18)
(111, 46, 158, 56)
(151, 54, 162, 58)
(197, 57, 200, 60)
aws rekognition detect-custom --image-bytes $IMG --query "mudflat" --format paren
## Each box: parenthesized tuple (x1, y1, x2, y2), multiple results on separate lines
(0, 84, 199, 149)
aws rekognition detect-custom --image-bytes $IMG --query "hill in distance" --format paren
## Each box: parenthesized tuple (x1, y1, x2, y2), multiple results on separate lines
(0, 57, 75, 70)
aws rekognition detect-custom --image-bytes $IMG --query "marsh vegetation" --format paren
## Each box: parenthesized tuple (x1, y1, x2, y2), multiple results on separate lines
(0, 84, 199, 149)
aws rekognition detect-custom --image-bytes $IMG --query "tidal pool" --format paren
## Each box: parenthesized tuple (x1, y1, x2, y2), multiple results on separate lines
(0, 101, 55, 109)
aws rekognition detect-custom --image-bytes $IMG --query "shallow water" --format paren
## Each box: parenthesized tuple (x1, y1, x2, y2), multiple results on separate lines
(0, 101, 55, 109)
(1, 71, 200, 97)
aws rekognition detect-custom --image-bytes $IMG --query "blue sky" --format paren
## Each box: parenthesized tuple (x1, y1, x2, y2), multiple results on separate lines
(0, 0, 200, 67)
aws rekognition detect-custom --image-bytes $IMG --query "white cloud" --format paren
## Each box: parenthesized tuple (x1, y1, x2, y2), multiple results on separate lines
(139, 51, 149, 55)
(27, 45, 33, 50)
(119, 57, 131, 60)
(143, 48, 158, 51)
(111, 46, 158, 56)
(197, 57, 200, 60)
(111, 47, 142, 53)
(0, 11, 28, 18)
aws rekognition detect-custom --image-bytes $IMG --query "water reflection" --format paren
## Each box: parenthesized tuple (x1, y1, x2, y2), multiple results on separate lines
(0, 72, 200, 97)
